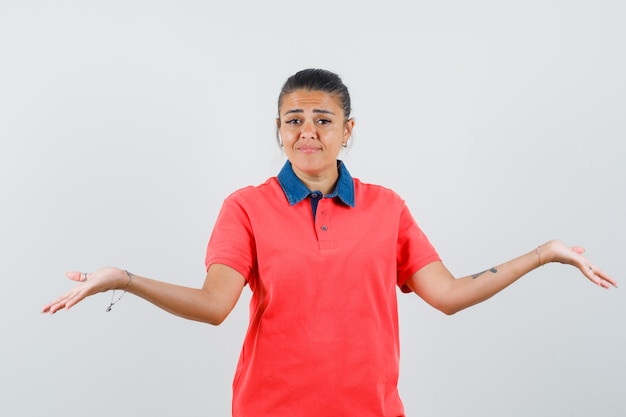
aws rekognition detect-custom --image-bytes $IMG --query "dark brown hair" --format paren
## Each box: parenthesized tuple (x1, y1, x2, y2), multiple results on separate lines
(277, 69, 351, 120)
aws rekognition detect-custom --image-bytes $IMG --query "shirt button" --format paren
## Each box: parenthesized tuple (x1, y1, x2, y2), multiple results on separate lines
(321, 225, 328, 231)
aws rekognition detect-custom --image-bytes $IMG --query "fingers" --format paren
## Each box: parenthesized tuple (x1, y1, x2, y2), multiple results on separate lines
(42, 271, 91, 314)
(42, 291, 79, 314)
(583, 263, 618, 289)
(594, 268, 618, 289)
(66, 271, 88, 282)
(42, 293, 69, 314)
(548, 241, 618, 290)
(587, 265, 606, 288)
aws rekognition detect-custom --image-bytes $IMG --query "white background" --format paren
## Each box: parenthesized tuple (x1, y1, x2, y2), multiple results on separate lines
(2, 1, 625, 416)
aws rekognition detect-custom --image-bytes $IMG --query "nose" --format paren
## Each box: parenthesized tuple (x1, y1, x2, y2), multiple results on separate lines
(299, 120, 317, 140)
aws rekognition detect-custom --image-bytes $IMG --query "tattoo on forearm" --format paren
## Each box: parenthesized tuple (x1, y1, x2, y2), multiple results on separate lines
(472, 268, 498, 279)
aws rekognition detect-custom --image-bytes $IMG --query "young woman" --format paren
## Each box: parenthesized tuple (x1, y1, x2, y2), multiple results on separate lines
(43, 69, 616, 417)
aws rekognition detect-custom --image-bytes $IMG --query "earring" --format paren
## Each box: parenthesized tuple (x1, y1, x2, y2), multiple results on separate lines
(342, 142, 348, 148)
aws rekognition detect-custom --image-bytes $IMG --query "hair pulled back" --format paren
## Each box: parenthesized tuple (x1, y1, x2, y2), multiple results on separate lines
(277, 69, 352, 120)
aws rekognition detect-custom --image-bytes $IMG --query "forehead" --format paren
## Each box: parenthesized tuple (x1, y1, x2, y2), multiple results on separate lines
(280, 90, 343, 115)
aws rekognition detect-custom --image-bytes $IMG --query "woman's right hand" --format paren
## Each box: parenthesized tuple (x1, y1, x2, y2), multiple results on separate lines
(41, 267, 129, 314)
(42, 264, 246, 324)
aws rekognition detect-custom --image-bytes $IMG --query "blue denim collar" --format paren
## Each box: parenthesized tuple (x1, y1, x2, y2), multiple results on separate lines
(277, 160, 355, 207)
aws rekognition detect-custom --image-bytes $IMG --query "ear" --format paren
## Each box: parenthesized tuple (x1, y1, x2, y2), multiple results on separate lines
(276, 118, 281, 129)
(343, 118, 355, 140)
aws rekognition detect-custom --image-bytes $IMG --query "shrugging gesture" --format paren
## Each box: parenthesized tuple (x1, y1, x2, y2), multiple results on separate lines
(41, 69, 617, 417)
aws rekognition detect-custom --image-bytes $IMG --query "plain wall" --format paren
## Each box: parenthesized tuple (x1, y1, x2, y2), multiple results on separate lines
(1, 1, 624, 416)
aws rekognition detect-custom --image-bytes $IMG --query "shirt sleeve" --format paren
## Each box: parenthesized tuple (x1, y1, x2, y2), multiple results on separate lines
(396, 203, 440, 293)
(205, 195, 257, 283)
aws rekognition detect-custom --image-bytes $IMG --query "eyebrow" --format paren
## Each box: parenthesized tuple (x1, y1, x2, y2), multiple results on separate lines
(283, 109, 336, 116)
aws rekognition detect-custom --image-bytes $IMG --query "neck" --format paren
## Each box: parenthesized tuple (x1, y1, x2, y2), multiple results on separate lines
(292, 166, 338, 195)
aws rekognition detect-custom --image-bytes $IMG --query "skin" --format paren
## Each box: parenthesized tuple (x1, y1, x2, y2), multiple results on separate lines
(277, 89, 354, 194)
(407, 242, 616, 315)
(41, 90, 617, 320)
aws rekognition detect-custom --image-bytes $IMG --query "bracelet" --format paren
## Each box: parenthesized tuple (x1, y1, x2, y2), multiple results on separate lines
(124, 270, 134, 287)
(536, 246, 544, 266)
(105, 270, 133, 312)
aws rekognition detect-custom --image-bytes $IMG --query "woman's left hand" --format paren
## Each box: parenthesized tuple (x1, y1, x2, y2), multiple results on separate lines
(543, 239, 618, 289)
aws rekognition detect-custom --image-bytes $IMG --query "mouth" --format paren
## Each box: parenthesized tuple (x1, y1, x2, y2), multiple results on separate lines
(296, 146, 321, 154)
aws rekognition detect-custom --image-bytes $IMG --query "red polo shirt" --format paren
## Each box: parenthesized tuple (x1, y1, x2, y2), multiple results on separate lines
(205, 161, 439, 417)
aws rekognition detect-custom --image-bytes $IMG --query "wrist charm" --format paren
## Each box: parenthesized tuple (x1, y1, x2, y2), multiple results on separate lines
(106, 270, 133, 312)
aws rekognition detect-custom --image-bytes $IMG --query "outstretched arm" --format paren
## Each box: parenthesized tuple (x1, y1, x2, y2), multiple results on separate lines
(406, 239, 617, 315)
(41, 263, 246, 325)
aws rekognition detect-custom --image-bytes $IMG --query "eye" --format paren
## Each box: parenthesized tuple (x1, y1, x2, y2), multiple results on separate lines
(285, 118, 301, 125)
(316, 119, 331, 125)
